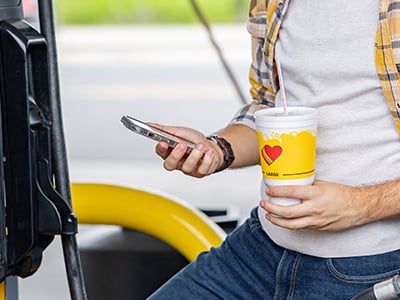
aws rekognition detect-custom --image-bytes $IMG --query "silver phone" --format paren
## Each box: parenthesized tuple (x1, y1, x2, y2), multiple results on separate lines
(121, 115, 195, 153)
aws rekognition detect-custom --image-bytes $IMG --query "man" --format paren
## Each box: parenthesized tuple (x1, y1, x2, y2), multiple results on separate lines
(149, 0, 400, 298)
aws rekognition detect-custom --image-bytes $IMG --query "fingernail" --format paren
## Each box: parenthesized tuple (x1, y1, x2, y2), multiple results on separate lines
(177, 144, 186, 152)
(159, 142, 168, 151)
(196, 143, 205, 151)
(205, 149, 214, 158)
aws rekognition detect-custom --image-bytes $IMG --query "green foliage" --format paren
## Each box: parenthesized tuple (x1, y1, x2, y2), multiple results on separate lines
(55, 0, 248, 25)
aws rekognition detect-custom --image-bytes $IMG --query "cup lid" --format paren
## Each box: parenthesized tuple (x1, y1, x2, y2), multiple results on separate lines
(255, 106, 318, 122)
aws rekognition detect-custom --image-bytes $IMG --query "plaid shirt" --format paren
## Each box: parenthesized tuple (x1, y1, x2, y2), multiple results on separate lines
(232, 0, 400, 134)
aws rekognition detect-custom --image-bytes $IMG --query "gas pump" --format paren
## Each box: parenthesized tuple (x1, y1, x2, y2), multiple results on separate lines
(0, 1, 86, 299)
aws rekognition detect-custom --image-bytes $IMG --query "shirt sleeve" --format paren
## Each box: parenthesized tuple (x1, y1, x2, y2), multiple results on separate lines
(230, 0, 275, 130)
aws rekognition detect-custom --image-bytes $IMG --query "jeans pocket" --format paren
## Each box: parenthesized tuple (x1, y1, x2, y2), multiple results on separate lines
(248, 207, 262, 233)
(326, 249, 400, 284)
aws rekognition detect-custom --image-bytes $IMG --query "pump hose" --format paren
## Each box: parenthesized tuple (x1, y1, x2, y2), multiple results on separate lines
(37, 1, 88, 300)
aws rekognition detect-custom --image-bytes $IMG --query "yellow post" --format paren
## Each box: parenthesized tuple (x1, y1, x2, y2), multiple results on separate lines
(71, 183, 226, 261)
(0, 281, 5, 300)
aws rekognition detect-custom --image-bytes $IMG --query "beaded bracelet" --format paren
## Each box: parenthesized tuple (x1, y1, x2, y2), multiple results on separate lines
(206, 135, 235, 172)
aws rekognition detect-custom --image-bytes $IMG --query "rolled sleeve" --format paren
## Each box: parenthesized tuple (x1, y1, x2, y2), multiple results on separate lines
(230, 0, 275, 128)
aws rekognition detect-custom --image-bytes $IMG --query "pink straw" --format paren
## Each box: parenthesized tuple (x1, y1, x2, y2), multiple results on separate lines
(275, 53, 288, 115)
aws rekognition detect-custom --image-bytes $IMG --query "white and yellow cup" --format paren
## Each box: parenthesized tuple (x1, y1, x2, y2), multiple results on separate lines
(255, 107, 318, 205)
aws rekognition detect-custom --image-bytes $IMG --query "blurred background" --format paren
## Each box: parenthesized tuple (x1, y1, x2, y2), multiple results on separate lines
(56, 0, 247, 24)
(18, 0, 261, 299)
(24, 0, 248, 25)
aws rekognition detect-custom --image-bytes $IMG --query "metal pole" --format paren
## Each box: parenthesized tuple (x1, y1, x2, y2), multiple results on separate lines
(37, 1, 87, 299)
(189, 0, 248, 105)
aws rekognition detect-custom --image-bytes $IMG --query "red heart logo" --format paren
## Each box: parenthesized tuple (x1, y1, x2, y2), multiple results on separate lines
(261, 145, 282, 165)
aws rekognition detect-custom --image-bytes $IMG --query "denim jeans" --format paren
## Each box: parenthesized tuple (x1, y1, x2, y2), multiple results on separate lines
(148, 208, 400, 299)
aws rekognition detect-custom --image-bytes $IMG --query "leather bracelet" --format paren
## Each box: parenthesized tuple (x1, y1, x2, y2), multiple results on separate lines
(206, 135, 235, 172)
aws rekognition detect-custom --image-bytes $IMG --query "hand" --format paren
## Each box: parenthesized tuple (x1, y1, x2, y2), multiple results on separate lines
(152, 124, 223, 178)
(259, 180, 370, 232)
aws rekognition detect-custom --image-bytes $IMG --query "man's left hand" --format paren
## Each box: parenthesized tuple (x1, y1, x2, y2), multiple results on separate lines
(260, 180, 373, 231)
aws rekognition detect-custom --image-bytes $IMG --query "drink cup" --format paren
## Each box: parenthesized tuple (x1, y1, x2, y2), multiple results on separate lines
(255, 106, 318, 206)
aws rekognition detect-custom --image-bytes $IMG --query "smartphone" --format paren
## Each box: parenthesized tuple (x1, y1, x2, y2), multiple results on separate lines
(121, 115, 196, 153)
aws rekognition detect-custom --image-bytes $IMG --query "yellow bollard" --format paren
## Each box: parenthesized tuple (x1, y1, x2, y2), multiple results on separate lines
(0, 282, 4, 300)
(71, 183, 226, 261)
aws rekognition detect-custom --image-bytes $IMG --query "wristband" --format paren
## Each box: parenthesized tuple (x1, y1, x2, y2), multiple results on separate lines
(206, 135, 235, 172)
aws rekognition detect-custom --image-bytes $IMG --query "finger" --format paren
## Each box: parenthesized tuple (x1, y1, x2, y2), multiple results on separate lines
(148, 122, 172, 132)
(267, 211, 335, 231)
(266, 213, 314, 230)
(196, 149, 216, 176)
(155, 141, 171, 159)
(180, 143, 205, 174)
(267, 185, 317, 200)
(149, 123, 197, 142)
(260, 200, 307, 220)
(163, 143, 188, 171)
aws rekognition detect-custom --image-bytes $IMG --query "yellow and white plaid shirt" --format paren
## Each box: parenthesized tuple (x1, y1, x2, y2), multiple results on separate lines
(233, 0, 400, 134)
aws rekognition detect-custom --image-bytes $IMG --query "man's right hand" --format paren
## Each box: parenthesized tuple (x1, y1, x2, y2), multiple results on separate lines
(153, 124, 224, 178)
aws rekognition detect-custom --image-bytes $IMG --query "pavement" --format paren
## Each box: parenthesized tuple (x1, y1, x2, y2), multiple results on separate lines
(15, 23, 262, 300)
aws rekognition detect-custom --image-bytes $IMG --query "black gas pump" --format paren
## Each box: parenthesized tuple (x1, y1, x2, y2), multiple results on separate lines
(0, 1, 87, 299)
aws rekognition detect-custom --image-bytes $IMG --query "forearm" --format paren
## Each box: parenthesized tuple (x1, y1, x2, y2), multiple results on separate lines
(216, 124, 260, 169)
(260, 179, 400, 232)
(210, 0, 268, 170)
(358, 179, 400, 223)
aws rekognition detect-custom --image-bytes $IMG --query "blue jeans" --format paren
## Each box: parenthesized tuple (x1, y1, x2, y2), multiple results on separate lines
(148, 208, 400, 299)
